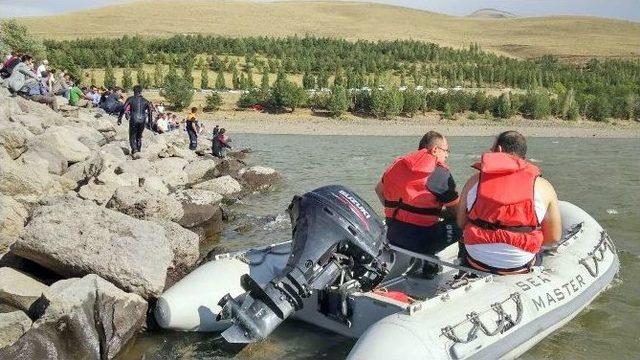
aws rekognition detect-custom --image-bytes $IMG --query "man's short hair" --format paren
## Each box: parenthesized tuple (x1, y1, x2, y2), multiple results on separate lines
(494, 131, 527, 158)
(133, 85, 142, 95)
(21, 54, 32, 62)
(418, 131, 444, 150)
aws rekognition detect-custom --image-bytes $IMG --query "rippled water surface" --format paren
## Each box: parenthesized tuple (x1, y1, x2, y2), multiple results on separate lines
(120, 134, 640, 360)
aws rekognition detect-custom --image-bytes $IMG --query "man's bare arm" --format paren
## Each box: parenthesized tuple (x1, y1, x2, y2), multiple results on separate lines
(538, 178, 562, 245)
(456, 175, 477, 229)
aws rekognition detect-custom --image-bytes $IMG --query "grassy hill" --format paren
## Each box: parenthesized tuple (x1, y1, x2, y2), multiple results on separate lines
(16, 0, 640, 60)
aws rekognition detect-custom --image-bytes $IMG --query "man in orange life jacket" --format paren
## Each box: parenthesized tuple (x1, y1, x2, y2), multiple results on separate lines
(375, 131, 462, 277)
(457, 131, 562, 275)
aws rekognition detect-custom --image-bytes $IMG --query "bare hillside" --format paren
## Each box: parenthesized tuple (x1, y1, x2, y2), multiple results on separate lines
(17, 0, 640, 59)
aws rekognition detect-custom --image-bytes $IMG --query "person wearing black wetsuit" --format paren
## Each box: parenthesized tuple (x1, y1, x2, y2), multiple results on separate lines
(118, 85, 152, 156)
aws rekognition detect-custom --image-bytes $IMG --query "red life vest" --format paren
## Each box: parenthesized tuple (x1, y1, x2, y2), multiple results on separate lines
(382, 149, 445, 227)
(464, 152, 543, 254)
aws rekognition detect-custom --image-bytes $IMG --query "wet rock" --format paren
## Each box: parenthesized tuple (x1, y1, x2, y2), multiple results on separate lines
(0, 196, 28, 252)
(0, 267, 49, 311)
(228, 148, 251, 160)
(193, 175, 242, 199)
(184, 159, 219, 184)
(214, 158, 245, 178)
(11, 199, 173, 298)
(152, 157, 188, 187)
(0, 125, 33, 159)
(0, 274, 146, 359)
(0, 311, 32, 349)
(241, 166, 281, 192)
(106, 186, 183, 221)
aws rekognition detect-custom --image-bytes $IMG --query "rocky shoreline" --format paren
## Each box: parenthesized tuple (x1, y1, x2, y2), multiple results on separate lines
(0, 88, 280, 359)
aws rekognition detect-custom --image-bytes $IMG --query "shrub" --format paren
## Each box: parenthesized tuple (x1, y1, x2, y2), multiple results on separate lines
(351, 90, 373, 114)
(160, 71, 194, 110)
(492, 93, 512, 119)
(402, 87, 423, 117)
(521, 92, 551, 119)
(203, 92, 222, 112)
(214, 70, 226, 90)
(308, 91, 330, 111)
(268, 79, 307, 112)
(122, 68, 133, 91)
(327, 85, 349, 118)
(237, 88, 268, 108)
(443, 102, 455, 119)
(104, 65, 116, 89)
(200, 68, 209, 89)
(371, 88, 403, 118)
(0, 20, 46, 58)
(586, 96, 611, 122)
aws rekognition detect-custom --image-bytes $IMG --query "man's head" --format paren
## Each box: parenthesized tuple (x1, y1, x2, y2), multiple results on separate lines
(492, 131, 527, 158)
(21, 54, 33, 66)
(133, 85, 142, 95)
(419, 130, 449, 162)
(191, 107, 198, 113)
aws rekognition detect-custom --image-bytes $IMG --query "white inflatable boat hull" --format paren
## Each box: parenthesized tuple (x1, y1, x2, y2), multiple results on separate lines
(155, 201, 619, 359)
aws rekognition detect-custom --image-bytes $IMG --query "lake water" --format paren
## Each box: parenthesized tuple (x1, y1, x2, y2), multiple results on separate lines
(120, 134, 640, 360)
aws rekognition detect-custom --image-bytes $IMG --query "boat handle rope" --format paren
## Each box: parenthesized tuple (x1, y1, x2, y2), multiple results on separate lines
(578, 231, 615, 278)
(441, 292, 523, 344)
(238, 246, 292, 266)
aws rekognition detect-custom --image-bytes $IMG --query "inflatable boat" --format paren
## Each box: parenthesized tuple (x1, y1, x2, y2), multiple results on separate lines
(155, 185, 619, 359)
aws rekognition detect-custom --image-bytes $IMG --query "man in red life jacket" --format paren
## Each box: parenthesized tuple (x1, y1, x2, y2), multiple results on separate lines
(457, 131, 562, 275)
(375, 131, 462, 278)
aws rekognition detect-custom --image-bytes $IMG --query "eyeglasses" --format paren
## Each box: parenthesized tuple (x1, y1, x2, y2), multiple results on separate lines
(437, 146, 450, 153)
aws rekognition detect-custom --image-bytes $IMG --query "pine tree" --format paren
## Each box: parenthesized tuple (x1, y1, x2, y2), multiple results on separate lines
(246, 68, 255, 89)
(90, 71, 97, 87)
(215, 70, 226, 90)
(493, 93, 512, 119)
(153, 63, 163, 88)
(560, 89, 575, 119)
(136, 64, 149, 88)
(333, 68, 344, 87)
(122, 68, 133, 90)
(302, 72, 316, 89)
(104, 64, 116, 89)
(327, 85, 349, 118)
(261, 68, 270, 91)
(232, 66, 240, 89)
(200, 68, 209, 89)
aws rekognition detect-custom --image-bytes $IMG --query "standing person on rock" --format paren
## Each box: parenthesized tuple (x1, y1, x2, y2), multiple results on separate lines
(118, 85, 153, 158)
(186, 107, 200, 150)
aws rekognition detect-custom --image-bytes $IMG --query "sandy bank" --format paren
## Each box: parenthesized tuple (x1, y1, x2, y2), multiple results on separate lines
(199, 111, 640, 138)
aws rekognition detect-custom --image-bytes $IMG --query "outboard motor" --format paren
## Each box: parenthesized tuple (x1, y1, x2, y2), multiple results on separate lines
(218, 185, 390, 343)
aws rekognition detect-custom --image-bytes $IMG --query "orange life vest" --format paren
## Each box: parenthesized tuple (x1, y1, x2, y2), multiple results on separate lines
(382, 149, 445, 227)
(464, 152, 543, 254)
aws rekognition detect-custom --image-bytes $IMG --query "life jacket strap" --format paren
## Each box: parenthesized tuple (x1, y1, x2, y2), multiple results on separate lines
(384, 200, 442, 216)
(468, 218, 540, 233)
(465, 254, 534, 275)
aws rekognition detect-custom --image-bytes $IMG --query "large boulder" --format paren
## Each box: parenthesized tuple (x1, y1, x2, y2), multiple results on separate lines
(240, 166, 281, 192)
(158, 144, 197, 161)
(106, 186, 183, 221)
(62, 151, 104, 186)
(0, 125, 33, 159)
(215, 158, 245, 178)
(184, 159, 219, 184)
(11, 199, 173, 298)
(192, 175, 242, 199)
(0, 311, 32, 350)
(0, 196, 28, 252)
(0, 157, 63, 201)
(173, 189, 224, 242)
(10, 114, 45, 135)
(77, 182, 117, 205)
(152, 157, 188, 187)
(0, 267, 49, 311)
(22, 127, 92, 175)
(152, 221, 199, 286)
(0, 275, 146, 359)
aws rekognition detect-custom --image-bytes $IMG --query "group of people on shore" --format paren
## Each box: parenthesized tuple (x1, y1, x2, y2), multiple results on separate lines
(377, 130, 560, 277)
(1, 52, 233, 159)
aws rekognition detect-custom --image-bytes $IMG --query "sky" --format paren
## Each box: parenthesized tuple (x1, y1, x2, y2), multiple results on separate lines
(0, 0, 638, 21)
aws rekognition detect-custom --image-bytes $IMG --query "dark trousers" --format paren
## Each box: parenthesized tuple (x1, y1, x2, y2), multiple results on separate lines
(387, 218, 463, 256)
(187, 128, 198, 150)
(129, 121, 145, 153)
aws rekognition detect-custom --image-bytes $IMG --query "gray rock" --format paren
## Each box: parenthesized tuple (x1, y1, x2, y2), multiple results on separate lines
(12, 114, 45, 135)
(77, 182, 117, 205)
(63, 151, 104, 186)
(0, 267, 49, 311)
(0, 274, 146, 359)
(184, 159, 219, 184)
(0, 311, 32, 350)
(193, 175, 242, 199)
(158, 144, 197, 161)
(173, 189, 223, 207)
(215, 158, 245, 178)
(141, 176, 169, 195)
(152, 221, 199, 286)
(0, 157, 63, 201)
(0, 196, 28, 252)
(11, 200, 173, 298)
(0, 125, 34, 159)
(23, 126, 92, 174)
(240, 166, 281, 192)
(106, 186, 183, 221)
(152, 157, 188, 187)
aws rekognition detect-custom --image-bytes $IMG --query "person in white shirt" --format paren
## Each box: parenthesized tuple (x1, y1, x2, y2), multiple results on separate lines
(36, 59, 48, 79)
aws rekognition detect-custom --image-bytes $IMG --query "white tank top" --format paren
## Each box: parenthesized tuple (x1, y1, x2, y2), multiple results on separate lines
(465, 181, 547, 269)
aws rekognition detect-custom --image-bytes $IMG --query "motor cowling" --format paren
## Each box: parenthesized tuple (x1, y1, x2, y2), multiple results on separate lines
(218, 185, 390, 343)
